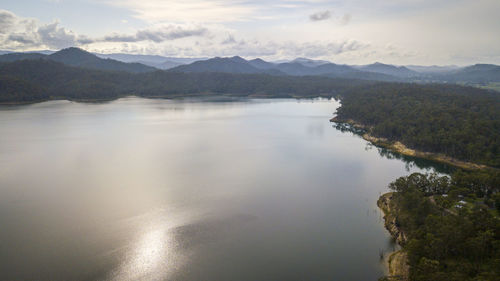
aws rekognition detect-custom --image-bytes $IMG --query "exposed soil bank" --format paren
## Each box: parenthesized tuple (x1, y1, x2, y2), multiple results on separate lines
(377, 193, 410, 281)
(330, 117, 488, 171)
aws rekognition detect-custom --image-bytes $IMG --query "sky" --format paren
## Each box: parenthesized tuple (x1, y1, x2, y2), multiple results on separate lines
(0, 0, 499, 65)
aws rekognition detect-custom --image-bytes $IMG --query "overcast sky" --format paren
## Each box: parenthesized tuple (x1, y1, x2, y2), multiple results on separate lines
(1, 0, 499, 65)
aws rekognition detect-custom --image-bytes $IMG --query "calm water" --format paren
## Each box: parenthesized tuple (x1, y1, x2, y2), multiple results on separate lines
(0, 98, 439, 281)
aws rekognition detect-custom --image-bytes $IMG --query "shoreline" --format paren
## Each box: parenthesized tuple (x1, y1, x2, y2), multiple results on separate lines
(377, 193, 409, 280)
(330, 117, 489, 171)
(0, 95, 335, 106)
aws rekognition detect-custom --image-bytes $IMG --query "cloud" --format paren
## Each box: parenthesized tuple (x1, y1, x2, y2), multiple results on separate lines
(174, 36, 368, 59)
(282, 40, 367, 58)
(221, 34, 237, 45)
(102, 25, 208, 43)
(309, 10, 331, 22)
(103, 0, 258, 23)
(37, 21, 80, 48)
(0, 11, 85, 49)
(0, 10, 209, 50)
(339, 14, 351, 25)
(3, 20, 81, 49)
(0, 10, 16, 33)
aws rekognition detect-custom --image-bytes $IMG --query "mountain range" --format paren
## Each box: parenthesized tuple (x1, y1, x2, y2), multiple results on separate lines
(0, 47, 499, 84)
(0, 48, 155, 73)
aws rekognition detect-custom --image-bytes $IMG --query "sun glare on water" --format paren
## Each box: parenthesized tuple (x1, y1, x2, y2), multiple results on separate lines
(110, 218, 185, 281)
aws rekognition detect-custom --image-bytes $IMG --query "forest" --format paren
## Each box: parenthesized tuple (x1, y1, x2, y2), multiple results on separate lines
(334, 84, 500, 167)
(380, 171, 500, 281)
(0, 59, 371, 102)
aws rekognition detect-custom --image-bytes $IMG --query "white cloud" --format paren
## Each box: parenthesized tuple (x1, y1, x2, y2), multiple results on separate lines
(2, 0, 500, 65)
(0, 10, 210, 50)
(0, 10, 17, 34)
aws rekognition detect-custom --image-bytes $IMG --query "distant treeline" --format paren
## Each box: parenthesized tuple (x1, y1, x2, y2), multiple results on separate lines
(335, 84, 500, 167)
(0, 59, 372, 102)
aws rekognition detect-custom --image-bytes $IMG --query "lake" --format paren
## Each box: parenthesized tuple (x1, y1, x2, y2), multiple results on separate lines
(0, 97, 440, 280)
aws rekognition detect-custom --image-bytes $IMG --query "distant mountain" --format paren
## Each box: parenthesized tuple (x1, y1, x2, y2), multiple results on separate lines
(48, 48, 156, 73)
(96, 53, 170, 64)
(0, 53, 46, 62)
(157, 60, 184, 69)
(171, 57, 331, 76)
(0, 58, 377, 103)
(270, 61, 397, 80)
(405, 65, 461, 73)
(95, 53, 206, 69)
(272, 62, 315, 76)
(357, 62, 417, 78)
(0, 50, 55, 55)
(440, 64, 500, 83)
(3, 48, 498, 83)
(0, 48, 157, 73)
(169, 56, 399, 81)
(27, 50, 55, 55)
(119, 59, 183, 70)
(248, 58, 275, 69)
(170, 56, 276, 74)
(314, 63, 360, 75)
(290, 58, 330, 67)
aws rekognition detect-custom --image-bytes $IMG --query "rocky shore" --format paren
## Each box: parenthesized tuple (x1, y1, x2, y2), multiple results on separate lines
(330, 117, 487, 171)
(377, 193, 410, 280)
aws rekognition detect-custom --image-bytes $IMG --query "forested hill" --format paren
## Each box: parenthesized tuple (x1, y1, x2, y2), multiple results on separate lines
(0, 48, 156, 73)
(334, 84, 500, 167)
(0, 59, 373, 102)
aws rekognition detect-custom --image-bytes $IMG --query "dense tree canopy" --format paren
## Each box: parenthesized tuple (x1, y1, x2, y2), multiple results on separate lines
(385, 171, 500, 281)
(335, 84, 500, 167)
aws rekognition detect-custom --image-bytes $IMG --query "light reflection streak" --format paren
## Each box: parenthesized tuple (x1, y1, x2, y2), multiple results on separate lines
(109, 217, 186, 281)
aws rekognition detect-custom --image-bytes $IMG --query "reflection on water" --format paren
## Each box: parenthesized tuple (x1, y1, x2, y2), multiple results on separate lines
(334, 122, 454, 174)
(0, 97, 445, 280)
(374, 146, 455, 174)
(109, 211, 180, 281)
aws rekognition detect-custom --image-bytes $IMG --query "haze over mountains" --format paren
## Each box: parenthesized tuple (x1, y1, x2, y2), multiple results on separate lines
(0, 48, 155, 73)
(1, 47, 499, 84)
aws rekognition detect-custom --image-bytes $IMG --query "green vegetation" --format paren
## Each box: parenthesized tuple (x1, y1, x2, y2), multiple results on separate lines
(335, 84, 500, 167)
(477, 82, 500, 93)
(0, 59, 374, 103)
(380, 171, 500, 281)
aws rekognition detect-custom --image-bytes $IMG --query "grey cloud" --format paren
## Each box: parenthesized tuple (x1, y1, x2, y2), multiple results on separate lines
(0, 10, 87, 49)
(7, 33, 37, 44)
(221, 34, 237, 45)
(285, 41, 365, 57)
(37, 22, 80, 48)
(103, 26, 208, 43)
(309, 11, 331, 22)
(103, 34, 137, 42)
(76, 35, 95, 45)
(340, 14, 351, 25)
(0, 10, 16, 33)
(197, 39, 367, 59)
